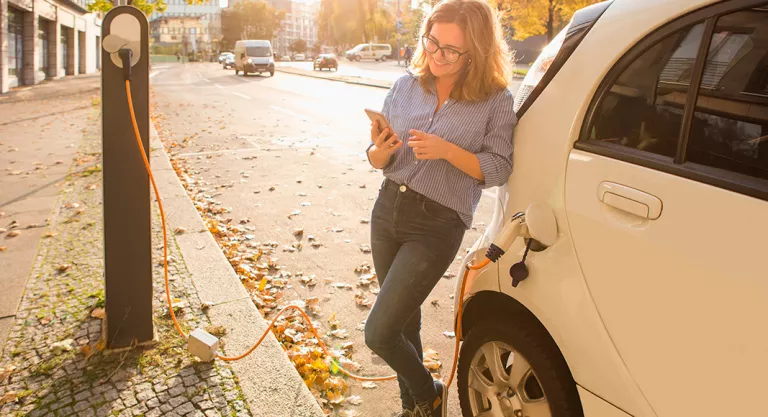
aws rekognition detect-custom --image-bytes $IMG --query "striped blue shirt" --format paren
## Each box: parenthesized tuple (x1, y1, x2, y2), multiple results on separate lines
(371, 74, 517, 228)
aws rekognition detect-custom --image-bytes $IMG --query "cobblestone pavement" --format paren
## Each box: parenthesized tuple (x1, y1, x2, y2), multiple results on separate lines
(0, 104, 253, 417)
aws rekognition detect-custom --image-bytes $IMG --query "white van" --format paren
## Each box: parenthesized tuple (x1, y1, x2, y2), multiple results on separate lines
(233, 40, 275, 77)
(453, 0, 768, 417)
(345, 43, 392, 62)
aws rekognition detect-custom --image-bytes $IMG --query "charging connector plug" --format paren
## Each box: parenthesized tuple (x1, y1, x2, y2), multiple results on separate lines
(187, 328, 219, 362)
(118, 49, 133, 81)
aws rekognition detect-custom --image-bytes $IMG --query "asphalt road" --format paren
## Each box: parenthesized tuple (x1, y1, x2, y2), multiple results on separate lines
(150, 62, 504, 416)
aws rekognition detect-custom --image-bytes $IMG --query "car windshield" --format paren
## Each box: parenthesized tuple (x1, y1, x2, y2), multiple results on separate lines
(351, 44, 366, 52)
(246, 46, 271, 57)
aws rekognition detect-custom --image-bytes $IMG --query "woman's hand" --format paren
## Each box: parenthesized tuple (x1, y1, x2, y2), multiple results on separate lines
(408, 130, 456, 160)
(368, 121, 402, 169)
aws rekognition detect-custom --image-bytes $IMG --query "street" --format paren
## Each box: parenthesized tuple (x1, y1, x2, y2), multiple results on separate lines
(150, 62, 503, 416)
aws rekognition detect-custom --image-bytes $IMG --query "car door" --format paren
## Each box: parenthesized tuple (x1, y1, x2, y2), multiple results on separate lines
(361, 45, 373, 60)
(565, 3, 768, 417)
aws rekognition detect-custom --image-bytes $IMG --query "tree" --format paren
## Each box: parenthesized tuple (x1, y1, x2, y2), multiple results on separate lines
(221, 0, 285, 49)
(510, 0, 601, 42)
(290, 39, 308, 54)
(311, 43, 323, 56)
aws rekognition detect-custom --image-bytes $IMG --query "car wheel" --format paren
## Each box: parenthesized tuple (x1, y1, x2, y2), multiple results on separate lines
(243, 71, 248, 76)
(269, 71, 274, 77)
(458, 320, 583, 417)
(381, 55, 387, 62)
(235, 69, 239, 75)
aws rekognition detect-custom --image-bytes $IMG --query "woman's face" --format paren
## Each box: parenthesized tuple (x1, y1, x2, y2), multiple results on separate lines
(425, 22, 469, 80)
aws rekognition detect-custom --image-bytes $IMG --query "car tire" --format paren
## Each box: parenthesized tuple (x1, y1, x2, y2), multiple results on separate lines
(235, 69, 239, 75)
(269, 71, 274, 77)
(381, 55, 387, 62)
(458, 319, 583, 417)
(243, 71, 248, 76)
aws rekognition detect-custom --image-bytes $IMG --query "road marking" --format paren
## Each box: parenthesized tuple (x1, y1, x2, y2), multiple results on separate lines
(150, 70, 166, 79)
(175, 148, 262, 157)
(215, 84, 224, 89)
(268, 105, 304, 119)
(197, 72, 210, 83)
(232, 92, 251, 100)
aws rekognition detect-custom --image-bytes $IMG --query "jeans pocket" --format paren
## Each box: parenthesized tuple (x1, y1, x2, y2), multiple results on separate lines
(420, 199, 459, 224)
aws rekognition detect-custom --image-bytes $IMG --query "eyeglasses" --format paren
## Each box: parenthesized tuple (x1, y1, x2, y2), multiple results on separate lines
(421, 35, 468, 64)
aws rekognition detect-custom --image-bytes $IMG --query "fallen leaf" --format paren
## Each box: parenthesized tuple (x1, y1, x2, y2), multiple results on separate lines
(339, 357, 362, 373)
(423, 348, 442, 372)
(360, 219, 370, 224)
(80, 344, 95, 360)
(362, 382, 377, 389)
(329, 329, 349, 339)
(443, 331, 456, 338)
(43, 231, 57, 238)
(0, 365, 17, 383)
(52, 339, 76, 353)
(431, 300, 440, 307)
(174, 227, 186, 235)
(0, 247, 6, 252)
(57, 264, 72, 273)
(91, 308, 106, 319)
(0, 392, 17, 406)
(359, 244, 371, 254)
(0, 228, 5, 233)
(6, 230, 20, 238)
(201, 301, 214, 311)
(354, 291, 374, 308)
(269, 186, 276, 191)
(258, 277, 268, 292)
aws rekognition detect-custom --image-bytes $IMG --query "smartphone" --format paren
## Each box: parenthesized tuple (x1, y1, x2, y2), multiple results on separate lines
(364, 108, 392, 135)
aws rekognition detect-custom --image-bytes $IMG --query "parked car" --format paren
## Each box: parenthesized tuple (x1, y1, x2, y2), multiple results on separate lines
(294, 53, 306, 61)
(313, 54, 338, 71)
(345, 43, 391, 61)
(233, 39, 275, 77)
(218, 52, 233, 64)
(222, 55, 235, 69)
(280, 55, 292, 62)
(453, 1, 768, 417)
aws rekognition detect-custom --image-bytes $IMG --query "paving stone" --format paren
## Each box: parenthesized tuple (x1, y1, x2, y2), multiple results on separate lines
(146, 409, 163, 417)
(180, 367, 196, 377)
(175, 402, 196, 415)
(198, 400, 215, 410)
(146, 397, 161, 408)
(122, 394, 138, 408)
(204, 411, 220, 417)
(57, 406, 75, 416)
(74, 400, 92, 412)
(160, 404, 174, 413)
(224, 390, 239, 401)
(183, 375, 200, 386)
(75, 389, 93, 402)
(169, 385, 186, 397)
(80, 408, 97, 417)
(131, 403, 149, 415)
(188, 411, 206, 417)
(170, 396, 188, 408)
(104, 389, 119, 402)
(29, 408, 51, 417)
(136, 389, 155, 402)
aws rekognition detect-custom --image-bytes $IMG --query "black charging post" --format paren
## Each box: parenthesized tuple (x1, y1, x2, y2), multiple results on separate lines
(101, 6, 153, 349)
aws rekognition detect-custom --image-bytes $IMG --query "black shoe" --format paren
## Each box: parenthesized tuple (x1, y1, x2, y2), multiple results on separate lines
(393, 409, 414, 417)
(413, 380, 447, 417)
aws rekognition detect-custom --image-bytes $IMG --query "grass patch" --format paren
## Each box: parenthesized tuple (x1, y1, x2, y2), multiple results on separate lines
(205, 325, 227, 338)
(513, 68, 529, 77)
(81, 165, 102, 177)
(87, 289, 105, 308)
(31, 355, 67, 376)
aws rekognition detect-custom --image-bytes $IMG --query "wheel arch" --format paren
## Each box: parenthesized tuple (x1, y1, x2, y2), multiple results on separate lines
(461, 290, 576, 382)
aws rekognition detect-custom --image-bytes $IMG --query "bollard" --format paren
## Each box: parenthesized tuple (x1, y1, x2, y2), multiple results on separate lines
(101, 6, 153, 349)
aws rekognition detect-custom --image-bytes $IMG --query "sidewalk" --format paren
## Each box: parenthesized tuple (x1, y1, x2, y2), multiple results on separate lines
(0, 77, 322, 416)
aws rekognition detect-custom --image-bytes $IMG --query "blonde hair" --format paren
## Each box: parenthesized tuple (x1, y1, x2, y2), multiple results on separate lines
(410, 0, 512, 102)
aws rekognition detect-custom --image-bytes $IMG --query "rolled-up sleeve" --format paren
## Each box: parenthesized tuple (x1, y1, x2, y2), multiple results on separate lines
(476, 89, 516, 189)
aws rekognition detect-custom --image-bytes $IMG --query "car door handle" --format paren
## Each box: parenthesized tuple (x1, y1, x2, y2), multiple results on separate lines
(597, 182, 663, 220)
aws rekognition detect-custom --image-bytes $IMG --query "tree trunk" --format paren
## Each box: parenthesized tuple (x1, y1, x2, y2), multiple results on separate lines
(547, 0, 555, 42)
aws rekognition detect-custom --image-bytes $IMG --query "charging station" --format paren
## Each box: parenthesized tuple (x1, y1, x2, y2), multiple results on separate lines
(101, 6, 153, 349)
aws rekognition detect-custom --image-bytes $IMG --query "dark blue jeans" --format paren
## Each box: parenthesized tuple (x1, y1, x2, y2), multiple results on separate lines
(365, 179, 466, 409)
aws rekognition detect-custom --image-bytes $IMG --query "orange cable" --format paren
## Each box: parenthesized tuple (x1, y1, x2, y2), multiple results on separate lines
(125, 79, 491, 386)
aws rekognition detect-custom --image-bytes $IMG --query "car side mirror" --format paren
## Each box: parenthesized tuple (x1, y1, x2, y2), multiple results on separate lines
(524, 202, 558, 250)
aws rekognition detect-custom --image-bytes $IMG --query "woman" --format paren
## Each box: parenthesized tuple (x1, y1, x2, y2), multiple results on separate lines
(364, 0, 516, 416)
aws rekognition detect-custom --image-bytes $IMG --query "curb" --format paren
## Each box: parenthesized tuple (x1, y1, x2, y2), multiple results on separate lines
(275, 66, 393, 89)
(148, 123, 324, 417)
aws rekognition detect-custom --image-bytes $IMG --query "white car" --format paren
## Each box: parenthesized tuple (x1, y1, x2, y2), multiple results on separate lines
(454, 0, 768, 417)
(294, 54, 305, 61)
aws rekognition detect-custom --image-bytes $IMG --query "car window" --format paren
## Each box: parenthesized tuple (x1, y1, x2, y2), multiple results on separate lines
(686, 7, 768, 180)
(586, 23, 707, 158)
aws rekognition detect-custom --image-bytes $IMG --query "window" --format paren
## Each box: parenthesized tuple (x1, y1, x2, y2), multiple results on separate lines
(61, 28, 69, 73)
(8, 7, 23, 77)
(687, 7, 768, 180)
(585, 23, 706, 158)
(39, 19, 49, 75)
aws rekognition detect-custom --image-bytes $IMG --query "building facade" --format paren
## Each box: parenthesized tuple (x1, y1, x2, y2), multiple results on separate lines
(1, 0, 102, 94)
(149, 0, 221, 55)
(270, 0, 318, 57)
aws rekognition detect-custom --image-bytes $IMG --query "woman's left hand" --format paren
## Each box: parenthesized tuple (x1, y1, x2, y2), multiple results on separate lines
(408, 130, 456, 160)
